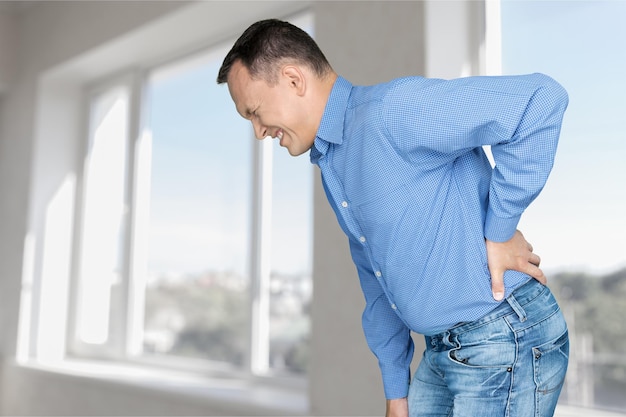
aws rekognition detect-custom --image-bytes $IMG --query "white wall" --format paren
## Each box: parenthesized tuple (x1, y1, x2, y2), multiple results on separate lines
(0, 1, 487, 415)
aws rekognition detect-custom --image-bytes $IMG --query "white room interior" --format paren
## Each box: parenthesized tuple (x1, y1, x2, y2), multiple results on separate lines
(1, 1, 625, 416)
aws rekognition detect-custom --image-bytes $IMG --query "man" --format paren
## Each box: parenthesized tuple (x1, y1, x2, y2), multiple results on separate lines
(217, 19, 569, 417)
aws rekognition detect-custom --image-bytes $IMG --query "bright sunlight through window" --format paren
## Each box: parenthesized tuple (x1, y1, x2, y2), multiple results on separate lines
(77, 87, 129, 345)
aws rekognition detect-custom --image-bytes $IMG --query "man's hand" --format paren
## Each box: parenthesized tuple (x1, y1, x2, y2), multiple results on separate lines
(486, 230, 545, 301)
(386, 398, 408, 417)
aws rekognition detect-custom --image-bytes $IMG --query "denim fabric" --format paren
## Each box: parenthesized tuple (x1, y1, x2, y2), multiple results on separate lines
(408, 279, 569, 417)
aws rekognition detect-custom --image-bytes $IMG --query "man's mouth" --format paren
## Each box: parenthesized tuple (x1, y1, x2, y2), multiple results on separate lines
(275, 129, 284, 145)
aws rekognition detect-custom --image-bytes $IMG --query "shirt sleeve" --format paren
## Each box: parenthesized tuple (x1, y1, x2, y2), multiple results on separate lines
(349, 238, 414, 399)
(383, 73, 569, 242)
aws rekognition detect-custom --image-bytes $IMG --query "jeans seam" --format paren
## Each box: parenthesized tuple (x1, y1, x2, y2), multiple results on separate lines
(504, 315, 518, 417)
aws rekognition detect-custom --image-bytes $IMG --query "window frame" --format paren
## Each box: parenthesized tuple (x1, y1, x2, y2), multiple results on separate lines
(67, 71, 142, 360)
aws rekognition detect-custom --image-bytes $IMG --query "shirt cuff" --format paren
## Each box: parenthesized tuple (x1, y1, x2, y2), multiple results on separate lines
(381, 363, 411, 399)
(484, 208, 521, 242)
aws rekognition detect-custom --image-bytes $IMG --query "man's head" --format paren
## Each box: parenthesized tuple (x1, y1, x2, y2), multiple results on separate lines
(217, 19, 336, 156)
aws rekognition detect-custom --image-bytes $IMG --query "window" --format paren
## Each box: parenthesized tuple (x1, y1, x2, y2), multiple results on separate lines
(67, 13, 313, 379)
(499, 0, 626, 412)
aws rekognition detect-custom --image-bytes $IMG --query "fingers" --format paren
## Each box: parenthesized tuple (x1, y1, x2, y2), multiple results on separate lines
(525, 263, 547, 285)
(492, 260, 547, 300)
(529, 252, 541, 267)
(525, 242, 547, 284)
(491, 268, 506, 301)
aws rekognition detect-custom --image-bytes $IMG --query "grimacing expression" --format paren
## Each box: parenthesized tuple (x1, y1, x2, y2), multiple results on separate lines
(226, 60, 316, 156)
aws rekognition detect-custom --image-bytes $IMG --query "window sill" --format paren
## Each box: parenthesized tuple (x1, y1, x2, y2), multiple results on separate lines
(12, 358, 308, 415)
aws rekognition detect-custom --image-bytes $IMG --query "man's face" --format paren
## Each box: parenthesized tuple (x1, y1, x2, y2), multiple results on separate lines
(227, 60, 316, 156)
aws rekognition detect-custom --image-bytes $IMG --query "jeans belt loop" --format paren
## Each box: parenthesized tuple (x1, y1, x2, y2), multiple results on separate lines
(506, 291, 527, 322)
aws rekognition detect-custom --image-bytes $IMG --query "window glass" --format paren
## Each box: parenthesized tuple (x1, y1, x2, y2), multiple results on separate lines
(142, 49, 252, 367)
(501, 0, 626, 411)
(269, 139, 313, 374)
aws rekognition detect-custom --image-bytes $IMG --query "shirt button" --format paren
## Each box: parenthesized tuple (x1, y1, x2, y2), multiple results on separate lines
(341, 201, 348, 208)
(374, 271, 382, 278)
(391, 304, 397, 310)
(359, 236, 366, 243)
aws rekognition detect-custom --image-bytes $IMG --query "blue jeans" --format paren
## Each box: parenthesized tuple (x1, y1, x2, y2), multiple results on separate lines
(408, 279, 569, 417)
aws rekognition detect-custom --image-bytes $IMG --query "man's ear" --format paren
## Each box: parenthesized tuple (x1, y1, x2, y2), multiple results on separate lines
(282, 65, 306, 96)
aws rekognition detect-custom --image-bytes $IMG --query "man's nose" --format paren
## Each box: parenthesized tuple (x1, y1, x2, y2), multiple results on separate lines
(252, 119, 267, 140)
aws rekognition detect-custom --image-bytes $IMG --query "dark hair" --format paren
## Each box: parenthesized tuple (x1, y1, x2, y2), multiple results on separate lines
(216, 18, 332, 85)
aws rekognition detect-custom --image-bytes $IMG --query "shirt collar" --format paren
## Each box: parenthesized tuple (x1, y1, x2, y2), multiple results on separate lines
(310, 76, 352, 164)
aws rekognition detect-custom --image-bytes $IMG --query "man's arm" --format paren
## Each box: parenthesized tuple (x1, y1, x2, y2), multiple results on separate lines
(349, 239, 414, 402)
(482, 74, 568, 242)
(482, 75, 567, 297)
(386, 398, 409, 417)
(385, 74, 568, 233)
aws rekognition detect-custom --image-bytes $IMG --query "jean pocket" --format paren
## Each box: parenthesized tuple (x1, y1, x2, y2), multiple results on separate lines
(447, 323, 516, 368)
(533, 329, 569, 394)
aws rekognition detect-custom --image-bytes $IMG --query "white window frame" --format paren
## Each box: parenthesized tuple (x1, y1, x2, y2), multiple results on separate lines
(67, 71, 142, 360)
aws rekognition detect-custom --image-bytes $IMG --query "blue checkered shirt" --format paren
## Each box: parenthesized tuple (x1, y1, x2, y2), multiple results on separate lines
(310, 74, 568, 399)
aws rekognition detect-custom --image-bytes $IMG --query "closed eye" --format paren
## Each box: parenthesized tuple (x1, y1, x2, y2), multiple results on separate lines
(243, 106, 255, 117)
